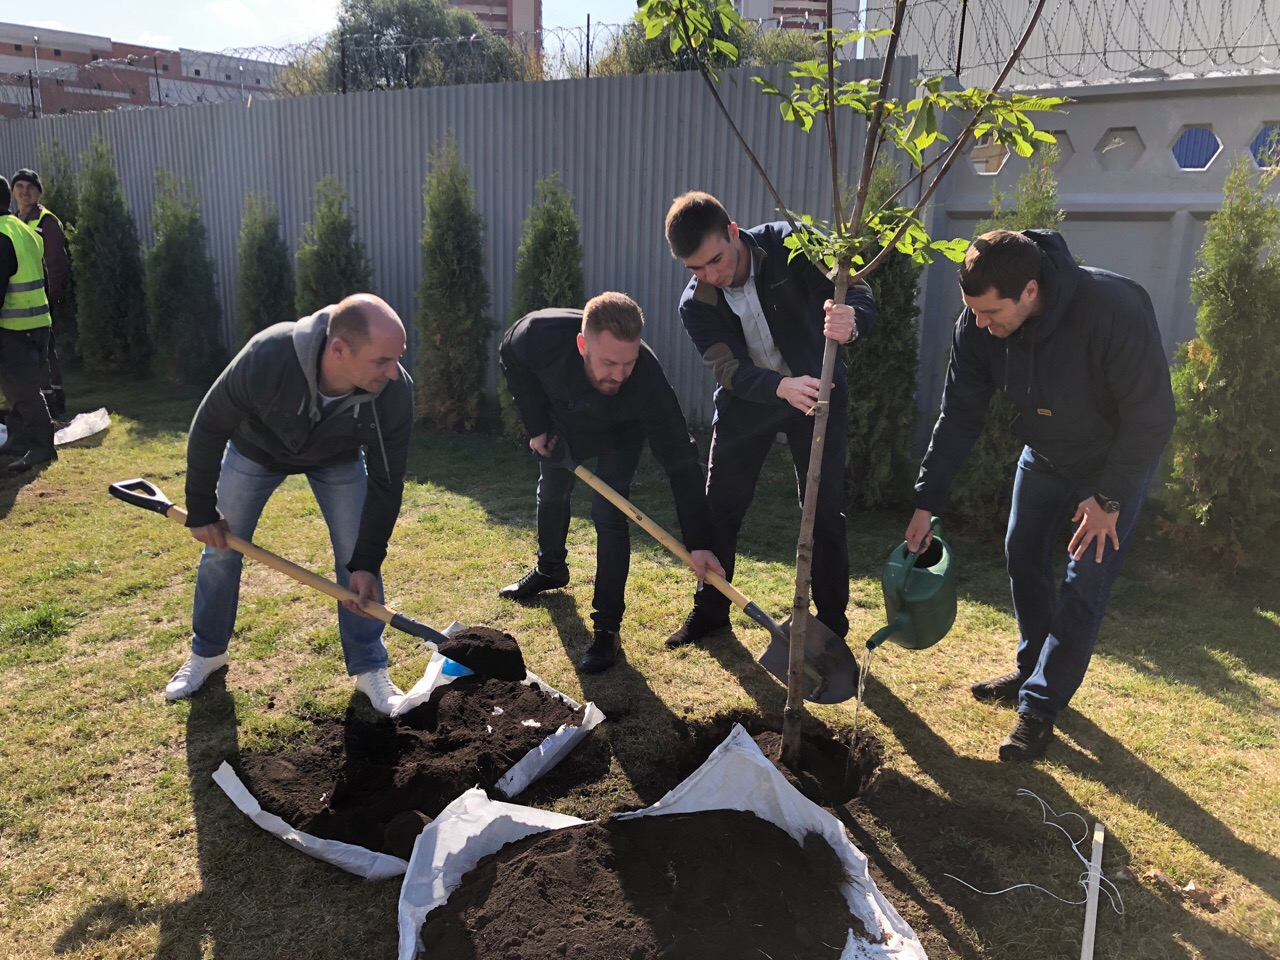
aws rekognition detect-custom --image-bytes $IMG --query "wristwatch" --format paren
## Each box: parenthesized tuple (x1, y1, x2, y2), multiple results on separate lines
(1093, 493, 1121, 514)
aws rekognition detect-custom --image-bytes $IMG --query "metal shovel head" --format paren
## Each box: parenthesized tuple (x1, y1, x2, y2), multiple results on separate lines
(757, 615, 860, 705)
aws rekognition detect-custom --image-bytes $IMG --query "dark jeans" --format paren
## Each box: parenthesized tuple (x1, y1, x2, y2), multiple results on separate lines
(0, 326, 54, 450)
(535, 442, 644, 633)
(1007, 446, 1159, 722)
(693, 393, 850, 638)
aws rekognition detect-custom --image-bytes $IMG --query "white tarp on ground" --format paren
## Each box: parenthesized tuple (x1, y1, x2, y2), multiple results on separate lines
(212, 647, 604, 881)
(0, 407, 110, 447)
(398, 723, 927, 960)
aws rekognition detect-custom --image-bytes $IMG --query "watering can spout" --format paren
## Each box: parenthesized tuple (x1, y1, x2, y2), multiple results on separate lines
(866, 614, 909, 651)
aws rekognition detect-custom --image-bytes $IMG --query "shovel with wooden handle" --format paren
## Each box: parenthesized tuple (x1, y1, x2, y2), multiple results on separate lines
(108, 478, 454, 650)
(541, 442, 859, 704)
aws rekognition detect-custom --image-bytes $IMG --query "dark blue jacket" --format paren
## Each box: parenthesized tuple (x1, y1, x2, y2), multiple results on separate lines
(677, 221, 877, 415)
(915, 230, 1176, 510)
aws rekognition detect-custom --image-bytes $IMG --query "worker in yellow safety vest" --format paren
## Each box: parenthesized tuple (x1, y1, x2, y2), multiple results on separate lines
(0, 173, 56, 473)
(12, 168, 70, 418)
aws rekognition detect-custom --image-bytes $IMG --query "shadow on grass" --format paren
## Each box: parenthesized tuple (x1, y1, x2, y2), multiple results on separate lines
(53, 673, 242, 958)
(861, 676, 1273, 959)
(63, 370, 207, 442)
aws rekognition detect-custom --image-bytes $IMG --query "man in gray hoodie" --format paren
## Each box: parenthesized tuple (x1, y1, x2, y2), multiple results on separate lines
(167, 293, 414, 714)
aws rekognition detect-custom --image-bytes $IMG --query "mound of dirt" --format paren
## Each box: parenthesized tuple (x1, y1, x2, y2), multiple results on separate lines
(235, 675, 581, 859)
(438, 626, 527, 681)
(419, 809, 854, 960)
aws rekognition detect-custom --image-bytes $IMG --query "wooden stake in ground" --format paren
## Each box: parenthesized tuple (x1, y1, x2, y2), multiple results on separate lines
(1080, 822, 1106, 960)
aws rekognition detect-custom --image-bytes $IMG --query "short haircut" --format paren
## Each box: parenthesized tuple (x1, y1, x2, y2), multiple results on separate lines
(328, 295, 373, 350)
(959, 230, 1043, 301)
(0, 176, 9, 210)
(665, 191, 731, 260)
(582, 292, 644, 341)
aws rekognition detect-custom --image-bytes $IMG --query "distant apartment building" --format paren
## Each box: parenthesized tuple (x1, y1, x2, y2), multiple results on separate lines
(0, 20, 280, 120)
(451, 0, 542, 37)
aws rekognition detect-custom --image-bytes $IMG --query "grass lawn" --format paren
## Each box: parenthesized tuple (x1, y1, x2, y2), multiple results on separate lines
(0, 373, 1276, 959)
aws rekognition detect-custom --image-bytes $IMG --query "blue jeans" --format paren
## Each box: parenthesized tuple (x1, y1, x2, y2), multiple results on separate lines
(535, 442, 643, 633)
(1006, 446, 1157, 722)
(190, 443, 389, 676)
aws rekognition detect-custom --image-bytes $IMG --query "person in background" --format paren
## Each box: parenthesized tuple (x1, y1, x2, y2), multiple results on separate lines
(0, 173, 57, 472)
(11, 168, 69, 419)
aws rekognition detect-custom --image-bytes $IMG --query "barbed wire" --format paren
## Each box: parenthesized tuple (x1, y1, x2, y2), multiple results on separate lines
(2, 0, 1277, 118)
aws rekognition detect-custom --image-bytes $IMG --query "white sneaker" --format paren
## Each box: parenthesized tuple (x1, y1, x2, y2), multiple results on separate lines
(355, 668, 404, 716)
(165, 653, 229, 701)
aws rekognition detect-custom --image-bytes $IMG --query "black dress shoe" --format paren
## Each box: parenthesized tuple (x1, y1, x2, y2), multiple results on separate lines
(498, 567, 569, 600)
(579, 629, 621, 674)
(998, 714, 1054, 762)
(8, 447, 56, 473)
(664, 607, 731, 648)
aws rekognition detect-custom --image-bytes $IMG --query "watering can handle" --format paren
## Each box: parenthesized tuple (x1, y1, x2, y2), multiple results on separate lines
(902, 516, 943, 576)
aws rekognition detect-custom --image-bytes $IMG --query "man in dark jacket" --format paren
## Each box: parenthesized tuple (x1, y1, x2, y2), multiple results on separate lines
(168, 294, 414, 715)
(907, 229, 1176, 761)
(12, 168, 69, 418)
(662, 191, 876, 648)
(498, 291, 724, 673)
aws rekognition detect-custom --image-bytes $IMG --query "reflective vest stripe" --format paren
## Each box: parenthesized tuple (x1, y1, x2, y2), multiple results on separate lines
(6, 278, 45, 293)
(0, 305, 51, 319)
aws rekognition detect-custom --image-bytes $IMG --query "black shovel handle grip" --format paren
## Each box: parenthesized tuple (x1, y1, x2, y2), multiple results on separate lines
(109, 478, 180, 517)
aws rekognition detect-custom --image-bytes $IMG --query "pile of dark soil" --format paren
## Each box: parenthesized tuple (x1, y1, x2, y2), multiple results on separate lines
(666, 710, 884, 807)
(438, 626, 527, 681)
(419, 808, 854, 960)
(236, 669, 581, 859)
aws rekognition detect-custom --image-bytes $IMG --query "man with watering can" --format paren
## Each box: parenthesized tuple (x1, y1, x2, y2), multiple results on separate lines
(167, 294, 414, 715)
(498, 292, 725, 674)
(908, 230, 1175, 761)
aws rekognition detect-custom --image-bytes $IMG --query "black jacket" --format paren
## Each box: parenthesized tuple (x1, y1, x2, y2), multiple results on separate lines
(677, 221, 877, 413)
(499, 308, 714, 551)
(915, 230, 1176, 510)
(185, 308, 414, 575)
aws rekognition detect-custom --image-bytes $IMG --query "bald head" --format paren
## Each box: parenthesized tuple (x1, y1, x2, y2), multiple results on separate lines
(320, 293, 406, 395)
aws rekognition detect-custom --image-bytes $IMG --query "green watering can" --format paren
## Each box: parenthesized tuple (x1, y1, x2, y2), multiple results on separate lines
(866, 517, 957, 651)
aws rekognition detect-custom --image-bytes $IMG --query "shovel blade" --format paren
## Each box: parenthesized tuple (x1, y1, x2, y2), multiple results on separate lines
(756, 615, 860, 705)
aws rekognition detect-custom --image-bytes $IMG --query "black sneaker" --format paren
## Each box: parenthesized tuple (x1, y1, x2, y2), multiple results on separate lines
(579, 629, 621, 674)
(498, 566, 569, 601)
(970, 671, 1027, 706)
(998, 714, 1054, 762)
(664, 607, 731, 649)
(8, 447, 56, 473)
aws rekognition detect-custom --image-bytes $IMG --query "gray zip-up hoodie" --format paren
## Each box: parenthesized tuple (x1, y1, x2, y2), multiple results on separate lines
(185, 307, 414, 575)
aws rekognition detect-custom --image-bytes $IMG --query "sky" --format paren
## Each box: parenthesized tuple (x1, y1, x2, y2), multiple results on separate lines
(17, 0, 639, 53)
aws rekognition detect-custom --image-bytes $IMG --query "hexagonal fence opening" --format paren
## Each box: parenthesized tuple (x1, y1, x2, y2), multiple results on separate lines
(1171, 126, 1222, 171)
(968, 133, 1010, 176)
(1094, 127, 1145, 172)
(1250, 123, 1280, 168)
(1044, 131, 1074, 166)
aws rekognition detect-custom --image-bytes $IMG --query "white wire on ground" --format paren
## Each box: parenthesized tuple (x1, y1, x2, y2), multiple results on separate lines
(943, 788, 1126, 916)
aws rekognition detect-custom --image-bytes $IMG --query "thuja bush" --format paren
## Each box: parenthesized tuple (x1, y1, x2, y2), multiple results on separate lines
(36, 140, 80, 366)
(146, 170, 226, 386)
(947, 145, 1065, 531)
(1165, 157, 1280, 573)
(416, 138, 491, 431)
(295, 177, 372, 317)
(501, 173, 585, 444)
(845, 160, 924, 510)
(71, 137, 149, 375)
(235, 193, 295, 348)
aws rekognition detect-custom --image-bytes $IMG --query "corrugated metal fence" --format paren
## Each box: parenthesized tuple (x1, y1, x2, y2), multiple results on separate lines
(0, 60, 914, 424)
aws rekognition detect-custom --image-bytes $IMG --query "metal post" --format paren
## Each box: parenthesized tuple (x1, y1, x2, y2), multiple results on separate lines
(28, 70, 36, 118)
(585, 14, 591, 79)
(153, 55, 162, 105)
(955, 0, 969, 77)
(32, 36, 42, 117)
(339, 23, 348, 94)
